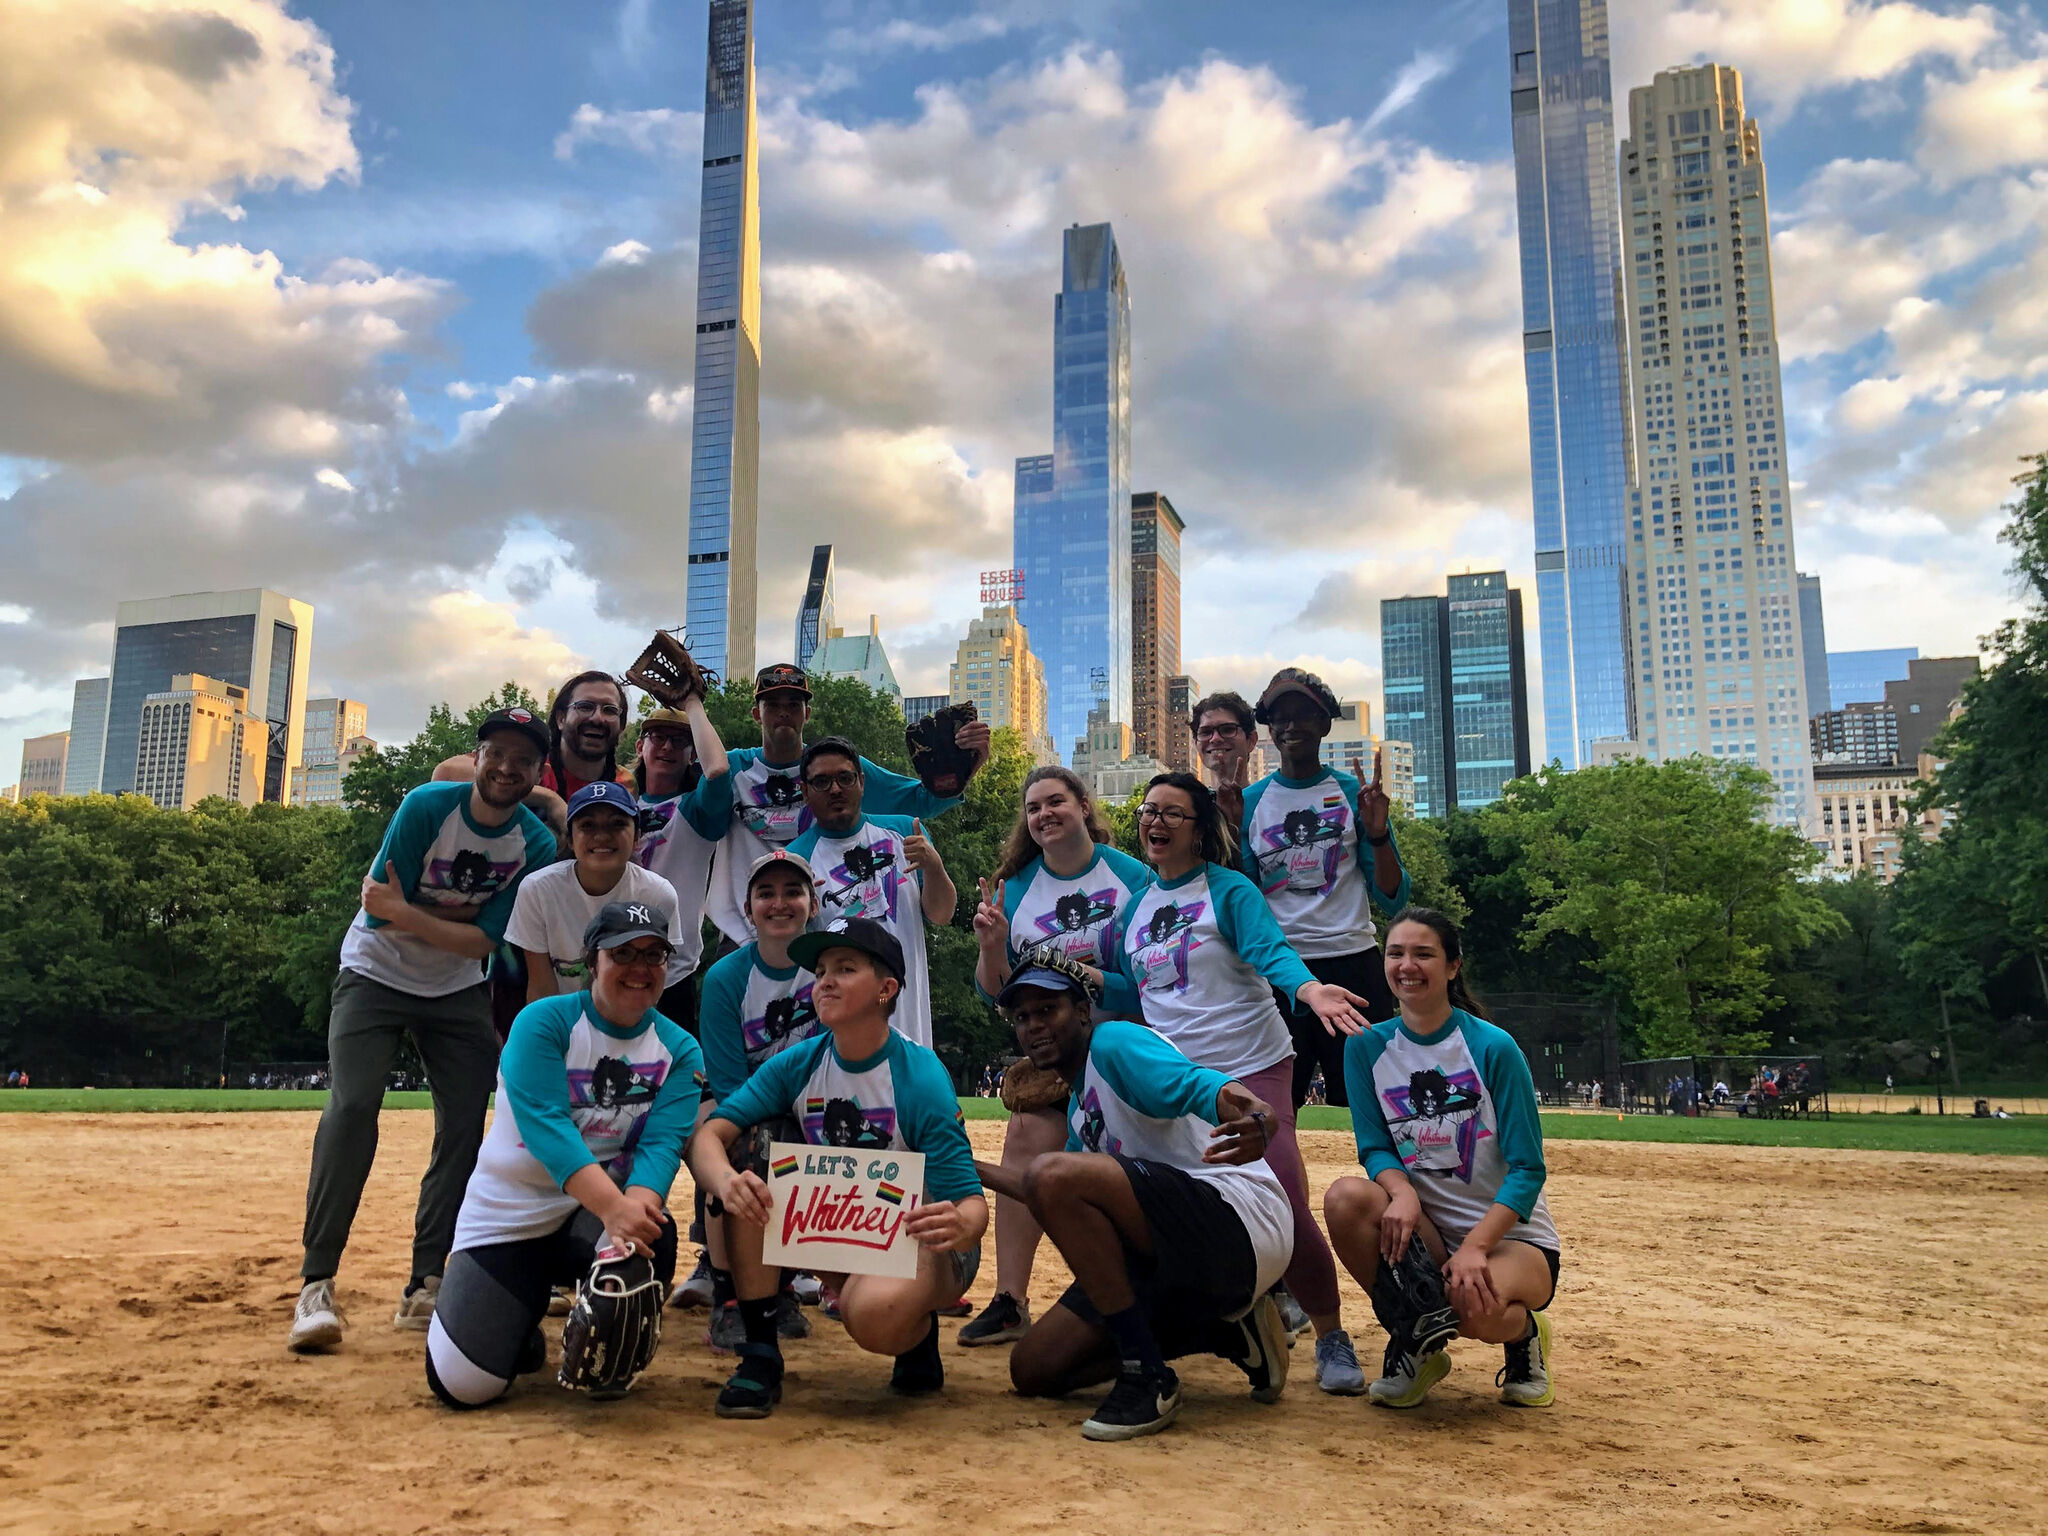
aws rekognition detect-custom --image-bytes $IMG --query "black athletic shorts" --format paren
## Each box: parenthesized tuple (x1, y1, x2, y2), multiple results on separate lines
(1272, 947, 1399, 1109)
(1533, 1245, 1561, 1310)
(1058, 1155, 1259, 1333)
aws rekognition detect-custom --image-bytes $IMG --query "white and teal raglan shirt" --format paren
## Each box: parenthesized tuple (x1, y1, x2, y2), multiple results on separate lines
(705, 748, 959, 947)
(787, 813, 936, 1048)
(975, 846, 1153, 1021)
(633, 767, 735, 982)
(698, 941, 819, 1104)
(1342, 1009, 1558, 1252)
(710, 1030, 982, 1207)
(1109, 861, 1313, 1080)
(452, 992, 706, 1252)
(339, 780, 557, 998)
(1068, 1021, 1294, 1300)
(1239, 767, 1411, 959)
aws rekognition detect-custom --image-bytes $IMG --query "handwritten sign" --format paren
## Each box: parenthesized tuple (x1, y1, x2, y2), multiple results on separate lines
(760, 1142, 926, 1279)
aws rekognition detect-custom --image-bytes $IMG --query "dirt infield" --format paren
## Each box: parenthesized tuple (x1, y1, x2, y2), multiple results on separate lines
(3, 1114, 2043, 1535)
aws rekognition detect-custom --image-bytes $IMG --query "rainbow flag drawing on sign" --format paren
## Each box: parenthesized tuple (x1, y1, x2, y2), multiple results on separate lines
(874, 1181, 906, 1206)
(771, 1154, 799, 1179)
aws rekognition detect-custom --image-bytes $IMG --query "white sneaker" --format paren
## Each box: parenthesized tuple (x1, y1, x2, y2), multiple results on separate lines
(288, 1279, 344, 1353)
(1369, 1335, 1450, 1409)
(392, 1275, 439, 1332)
(1498, 1312, 1555, 1407)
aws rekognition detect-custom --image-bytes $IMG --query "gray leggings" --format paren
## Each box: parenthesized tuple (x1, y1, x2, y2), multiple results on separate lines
(299, 968, 500, 1283)
(426, 1209, 679, 1408)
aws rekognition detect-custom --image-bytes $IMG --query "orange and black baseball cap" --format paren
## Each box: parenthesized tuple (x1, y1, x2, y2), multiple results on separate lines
(754, 663, 812, 700)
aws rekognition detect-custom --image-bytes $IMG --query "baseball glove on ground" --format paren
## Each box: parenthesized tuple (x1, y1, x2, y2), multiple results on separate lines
(906, 700, 979, 798)
(624, 629, 715, 708)
(557, 1250, 664, 1399)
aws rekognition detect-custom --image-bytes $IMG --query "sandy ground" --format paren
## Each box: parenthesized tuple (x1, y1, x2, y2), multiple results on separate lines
(2, 1113, 2044, 1536)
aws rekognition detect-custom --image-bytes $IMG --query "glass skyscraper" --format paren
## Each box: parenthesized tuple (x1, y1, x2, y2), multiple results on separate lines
(1383, 573, 1533, 818)
(795, 544, 834, 672)
(686, 0, 760, 683)
(1509, 0, 1635, 768)
(1014, 223, 1133, 759)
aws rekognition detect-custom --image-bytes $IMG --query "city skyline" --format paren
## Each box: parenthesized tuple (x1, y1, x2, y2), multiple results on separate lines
(0, 1, 2032, 781)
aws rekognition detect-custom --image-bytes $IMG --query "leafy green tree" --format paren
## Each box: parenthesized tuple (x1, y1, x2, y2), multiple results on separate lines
(1383, 804, 1464, 923)
(1494, 758, 1843, 1056)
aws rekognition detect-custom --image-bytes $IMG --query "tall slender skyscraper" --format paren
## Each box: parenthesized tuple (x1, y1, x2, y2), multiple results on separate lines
(795, 544, 835, 671)
(1129, 492, 1183, 766)
(1014, 223, 1133, 760)
(1509, 0, 1635, 768)
(1620, 64, 1815, 829)
(686, 0, 760, 682)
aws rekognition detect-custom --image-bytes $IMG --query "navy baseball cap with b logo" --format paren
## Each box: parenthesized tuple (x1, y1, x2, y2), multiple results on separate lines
(566, 779, 638, 825)
(582, 900, 673, 952)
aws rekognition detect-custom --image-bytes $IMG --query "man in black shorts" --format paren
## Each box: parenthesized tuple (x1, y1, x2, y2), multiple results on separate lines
(977, 954, 1297, 1440)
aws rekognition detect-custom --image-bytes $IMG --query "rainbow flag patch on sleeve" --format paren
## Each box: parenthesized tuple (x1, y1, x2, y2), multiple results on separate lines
(770, 1154, 799, 1179)
(804, 1096, 826, 1116)
(874, 1181, 905, 1205)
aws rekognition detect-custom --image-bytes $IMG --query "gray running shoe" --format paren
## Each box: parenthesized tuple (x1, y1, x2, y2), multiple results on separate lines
(1315, 1328, 1368, 1395)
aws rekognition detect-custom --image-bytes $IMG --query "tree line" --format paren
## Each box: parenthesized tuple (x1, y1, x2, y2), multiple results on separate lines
(6, 463, 2045, 1090)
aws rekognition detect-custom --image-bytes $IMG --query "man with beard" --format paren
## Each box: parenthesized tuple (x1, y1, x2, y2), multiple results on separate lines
(290, 708, 557, 1354)
(705, 665, 989, 954)
(436, 670, 639, 832)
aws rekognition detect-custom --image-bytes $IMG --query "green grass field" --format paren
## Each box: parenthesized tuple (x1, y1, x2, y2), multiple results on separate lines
(7, 1088, 2043, 1155)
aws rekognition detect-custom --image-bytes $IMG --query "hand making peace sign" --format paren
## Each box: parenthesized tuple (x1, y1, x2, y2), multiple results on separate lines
(1359, 746, 1392, 842)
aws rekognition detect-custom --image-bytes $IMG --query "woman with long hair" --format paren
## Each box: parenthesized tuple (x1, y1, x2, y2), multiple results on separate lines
(959, 766, 1154, 1348)
(1323, 908, 1560, 1410)
(1105, 770, 1373, 1396)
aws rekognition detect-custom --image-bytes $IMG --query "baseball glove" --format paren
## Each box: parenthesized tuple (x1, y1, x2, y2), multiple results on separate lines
(557, 1249, 665, 1399)
(1000, 1057, 1072, 1114)
(906, 699, 980, 798)
(1367, 1233, 1459, 1360)
(624, 628, 716, 709)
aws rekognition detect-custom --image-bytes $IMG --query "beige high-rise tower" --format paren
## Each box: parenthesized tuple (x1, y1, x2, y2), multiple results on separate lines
(1620, 64, 1816, 830)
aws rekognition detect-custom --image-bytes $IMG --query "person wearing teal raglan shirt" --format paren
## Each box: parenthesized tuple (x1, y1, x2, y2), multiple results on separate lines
(785, 735, 959, 1050)
(1106, 770, 1375, 1397)
(689, 916, 987, 1419)
(425, 902, 712, 1408)
(703, 663, 990, 953)
(683, 848, 824, 1339)
(1239, 667, 1410, 1115)
(1325, 908, 1560, 1413)
(290, 706, 556, 1357)
(984, 952, 1296, 1442)
(960, 764, 1154, 1349)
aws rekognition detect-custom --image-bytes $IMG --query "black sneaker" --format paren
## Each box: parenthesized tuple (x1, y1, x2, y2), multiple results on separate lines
(514, 1325, 547, 1377)
(1228, 1294, 1291, 1404)
(1081, 1364, 1182, 1442)
(715, 1343, 784, 1419)
(889, 1315, 944, 1395)
(957, 1291, 1030, 1347)
(774, 1287, 811, 1341)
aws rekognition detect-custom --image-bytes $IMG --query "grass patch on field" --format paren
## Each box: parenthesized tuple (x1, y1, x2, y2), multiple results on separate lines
(8, 1089, 2043, 1155)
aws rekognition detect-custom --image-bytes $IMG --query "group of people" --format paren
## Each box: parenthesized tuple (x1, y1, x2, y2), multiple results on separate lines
(284, 656, 1562, 1440)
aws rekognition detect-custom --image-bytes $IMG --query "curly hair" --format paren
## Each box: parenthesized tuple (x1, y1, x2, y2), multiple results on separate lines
(993, 766, 1113, 882)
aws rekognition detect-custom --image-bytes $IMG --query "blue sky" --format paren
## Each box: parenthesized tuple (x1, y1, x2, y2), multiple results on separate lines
(3, 0, 2043, 783)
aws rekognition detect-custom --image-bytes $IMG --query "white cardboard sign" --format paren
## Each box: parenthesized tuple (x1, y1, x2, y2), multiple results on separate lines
(759, 1142, 926, 1279)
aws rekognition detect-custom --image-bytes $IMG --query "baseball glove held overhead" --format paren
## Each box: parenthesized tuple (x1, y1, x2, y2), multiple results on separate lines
(906, 700, 979, 798)
(624, 629, 716, 708)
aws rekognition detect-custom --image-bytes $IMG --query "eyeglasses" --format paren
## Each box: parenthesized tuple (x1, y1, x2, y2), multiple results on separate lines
(1195, 723, 1244, 740)
(1137, 805, 1194, 826)
(608, 943, 673, 970)
(567, 700, 624, 720)
(804, 771, 860, 791)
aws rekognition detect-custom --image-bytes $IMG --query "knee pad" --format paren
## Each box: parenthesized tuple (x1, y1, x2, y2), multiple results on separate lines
(426, 1316, 510, 1409)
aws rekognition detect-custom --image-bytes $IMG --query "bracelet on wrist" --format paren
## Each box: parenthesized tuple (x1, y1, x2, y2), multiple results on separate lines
(1366, 830, 1392, 846)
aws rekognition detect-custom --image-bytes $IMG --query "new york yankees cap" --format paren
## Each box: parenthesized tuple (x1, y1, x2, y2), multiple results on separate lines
(582, 899, 674, 952)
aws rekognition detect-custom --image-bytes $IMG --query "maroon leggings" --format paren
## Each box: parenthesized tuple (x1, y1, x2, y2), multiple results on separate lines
(1239, 1056, 1340, 1319)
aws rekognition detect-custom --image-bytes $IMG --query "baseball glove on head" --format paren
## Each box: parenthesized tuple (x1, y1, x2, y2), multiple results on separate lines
(557, 1250, 665, 1399)
(906, 700, 980, 798)
(624, 629, 716, 709)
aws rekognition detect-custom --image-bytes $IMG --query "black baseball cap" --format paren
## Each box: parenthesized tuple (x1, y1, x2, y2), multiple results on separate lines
(789, 915, 904, 983)
(477, 705, 550, 757)
(754, 663, 812, 700)
(996, 949, 1099, 1010)
(582, 899, 674, 953)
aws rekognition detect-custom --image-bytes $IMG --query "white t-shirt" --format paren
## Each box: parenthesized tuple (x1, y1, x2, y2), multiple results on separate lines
(504, 861, 686, 990)
(787, 813, 933, 1048)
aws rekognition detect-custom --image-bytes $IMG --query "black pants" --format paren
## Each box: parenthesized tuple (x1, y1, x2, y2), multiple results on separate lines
(425, 1207, 678, 1408)
(1273, 947, 1398, 1110)
(658, 971, 701, 1037)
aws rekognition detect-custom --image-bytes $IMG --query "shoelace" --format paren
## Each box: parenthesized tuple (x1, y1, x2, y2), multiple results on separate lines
(1321, 1333, 1360, 1370)
(1497, 1335, 1535, 1387)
